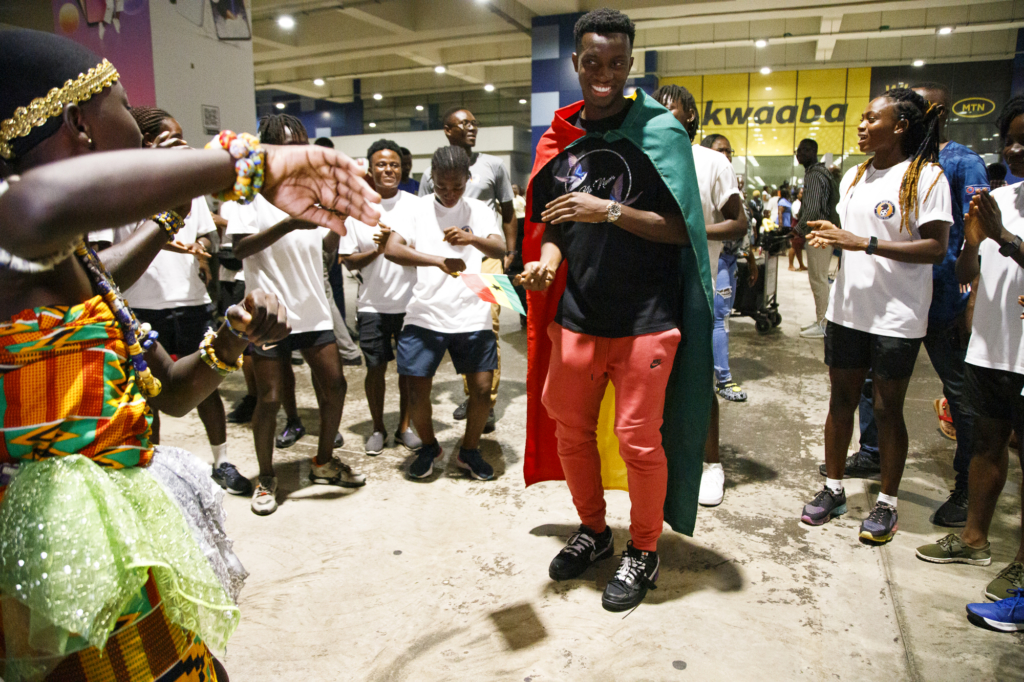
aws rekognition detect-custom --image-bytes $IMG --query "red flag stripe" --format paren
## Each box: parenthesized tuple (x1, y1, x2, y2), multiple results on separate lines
(460, 274, 500, 305)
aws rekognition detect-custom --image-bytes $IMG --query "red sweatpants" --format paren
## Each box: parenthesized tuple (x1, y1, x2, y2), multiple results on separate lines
(541, 323, 681, 551)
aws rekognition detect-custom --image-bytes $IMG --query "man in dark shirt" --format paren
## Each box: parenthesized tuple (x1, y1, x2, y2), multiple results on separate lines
(794, 138, 840, 339)
(517, 8, 700, 613)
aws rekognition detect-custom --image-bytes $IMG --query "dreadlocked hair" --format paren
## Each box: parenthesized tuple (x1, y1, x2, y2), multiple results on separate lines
(258, 113, 308, 145)
(431, 145, 470, 180)
(130, 106, 174, 139)
(845, 88, 945, 234)
(997, 95, 1024, 144)
(653, 84, 699, 140)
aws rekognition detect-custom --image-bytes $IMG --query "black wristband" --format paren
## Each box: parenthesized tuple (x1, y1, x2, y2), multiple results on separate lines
(998, 234, 1022, 257)
(865, 236, 878, 255)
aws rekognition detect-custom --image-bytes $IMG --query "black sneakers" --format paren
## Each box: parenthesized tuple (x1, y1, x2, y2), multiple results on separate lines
(211, 462, 252, 496)
(602, 542, 660, 612)
(456, 448, 494, 480)
(549, 525, 614, 581)
(226, 395, 256, 424)
(453, 401, 468, 420)
(408, 442, 443, 479)
(276, 419, 306, 448)
(818, 450, 880, 478)
(933, 487, 969, 527)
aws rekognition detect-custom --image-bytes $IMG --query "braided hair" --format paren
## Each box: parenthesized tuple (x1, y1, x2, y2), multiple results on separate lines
(258, 113, 308, 145)
(845, 88, 944, 234)
(130, 106, 174, 140)
(653, 84, 699, 141)
(996, 95, 1024, 144)
(431, 145, 470, 179)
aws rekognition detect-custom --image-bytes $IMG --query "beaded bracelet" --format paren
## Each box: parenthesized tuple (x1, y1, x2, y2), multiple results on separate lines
(205, 131, 265, 205)
(199, 329, 244, 376)
(152, 210, 185, 240)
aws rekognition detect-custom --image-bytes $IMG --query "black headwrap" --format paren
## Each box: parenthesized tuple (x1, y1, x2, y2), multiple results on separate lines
(0, 28, 115, 160)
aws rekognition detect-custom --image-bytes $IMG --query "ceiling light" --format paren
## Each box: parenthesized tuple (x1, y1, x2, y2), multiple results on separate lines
(277, 15, 295, 29)
(765, 87, 772, 91)
(369, 122, 376, 128)
(373, 93, 383, 100)
(519, 98, 527, 104)
(755, 39, 767, 48)
(760, 66, 771, 75)
(416, 105, 424, 111)
(938, 26, 953, 35)
(275, 102, 285, 110)
(484, 84, 495, 92)
(913, 59, 925, 67)
(434, 65, 446, 74)
(313, 78, 325, 86)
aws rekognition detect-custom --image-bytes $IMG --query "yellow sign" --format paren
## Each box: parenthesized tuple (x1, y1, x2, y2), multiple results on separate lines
(952, 97, 995, 118)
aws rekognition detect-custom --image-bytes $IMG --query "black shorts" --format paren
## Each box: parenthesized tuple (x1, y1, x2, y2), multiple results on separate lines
(252, 329, 335, 359)
(396, 324, 497, 377)
(964, 363, 1024, 426)
(357, 311, 405, 368)
(135, 304, 213, 359)
(824, 321, 922, 380)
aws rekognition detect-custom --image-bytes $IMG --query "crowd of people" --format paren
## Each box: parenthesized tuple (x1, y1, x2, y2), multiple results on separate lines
(1, 5, 1023, 680)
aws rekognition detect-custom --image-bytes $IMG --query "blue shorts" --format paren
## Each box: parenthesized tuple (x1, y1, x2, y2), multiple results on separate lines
(397, 324, 497, 377)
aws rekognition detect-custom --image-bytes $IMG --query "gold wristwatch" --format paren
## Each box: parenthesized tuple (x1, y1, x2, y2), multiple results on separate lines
(606, 200, 622, 224)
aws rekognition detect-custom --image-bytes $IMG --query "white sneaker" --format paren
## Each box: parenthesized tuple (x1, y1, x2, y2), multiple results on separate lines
(309, 456, 366, 488)
(800, 321, 818, 331)
(698, 463, 725, 507)
(251, 475, 278, 516)
(799, 322, 825, 339)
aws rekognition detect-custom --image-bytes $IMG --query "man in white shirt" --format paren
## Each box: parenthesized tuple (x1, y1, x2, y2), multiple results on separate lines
(339, 139, 422, 456)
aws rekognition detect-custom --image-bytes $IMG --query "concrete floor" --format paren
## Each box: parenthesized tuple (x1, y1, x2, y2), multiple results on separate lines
(161, 265, 1024, 681)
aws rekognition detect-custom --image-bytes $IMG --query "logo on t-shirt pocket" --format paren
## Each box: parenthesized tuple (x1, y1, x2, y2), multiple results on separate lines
(874, 201, 896, 220)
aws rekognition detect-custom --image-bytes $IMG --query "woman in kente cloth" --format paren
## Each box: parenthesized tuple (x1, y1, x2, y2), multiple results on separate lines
(0, 29, 380, 682)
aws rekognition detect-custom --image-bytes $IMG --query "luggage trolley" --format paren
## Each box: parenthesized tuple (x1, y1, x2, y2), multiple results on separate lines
(732, 230, 789, 334)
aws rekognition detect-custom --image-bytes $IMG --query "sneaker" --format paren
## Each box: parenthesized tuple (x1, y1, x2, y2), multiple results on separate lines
(986, 562, 1024, 601)
(800, 321, 817, 331)
(933, 487, 969, 527)
(251, 476, 278, 516)
(211, 462, 253, 496)
(309, 456, 366, 487)
(548, 525, 614, 581)
(290, 351, 304, 366)
(799, 322, 825, 339)
(715, 380, 747, 402)
(453, 401, 468, 420)
(801, 486, 847, 525)
(395, 428, 422, 451)
(408, 442, 443, 479)
(483, 409, 497, 434)
(365, 430, 386, 456)
(333, 432, 344, 449)
(341, 355, 363, 367)
(602, 541, 660, 612)
(967, 589, 1024, 632)
(933, 397, 957, 441)
(698, 462, 725, 507)
(916, 534, 992, 565)
(276, 420, 306, 449)
(226, 394, 256, 424)
(456, 447, 494, 481)
(859, 502, 898, 543)
(818, 450, 880, 478)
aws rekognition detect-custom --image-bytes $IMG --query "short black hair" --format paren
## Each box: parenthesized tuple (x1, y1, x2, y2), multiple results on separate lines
(400, 146, 411, 156)
(652, 84, 699, 140)
(573, 8, 635, 52)
(313, 137, 334, 148)
(997, 95, 1024, 143)
(258, 113, 308, 145)
(700, 133, 725, 149)
(442, 106, 472, 127)
(987, 162, 1007, 182)
(911, 81, 951, 103)
(367, 138, 403, 161)
(797, 138, 818, 154)
(431, 145, 471, 179)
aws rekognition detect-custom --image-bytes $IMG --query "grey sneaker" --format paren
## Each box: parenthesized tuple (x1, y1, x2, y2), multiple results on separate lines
(453, 401, 468, 420)
(251, 475, 278, 516)
(801, 486, 847, 525)
(799, 322, 825, 339)
(395, 428, 422, 451)
(916, 534, 991, 565)
(309, 456, 366, 487)
(986, 562, 1024, 601)
(365, 431, 386, 456)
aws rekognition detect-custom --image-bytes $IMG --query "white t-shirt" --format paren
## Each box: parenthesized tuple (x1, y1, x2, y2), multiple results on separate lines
(965, 183, 1024, 374)
(767, 195, 780, 216)
(392, 195, 502, 334)
(826, 160, 953, 339)
(223, 195, 332, 334)
(691, 144, 740, 281)
(792, 198, 802, 217)
(338, 191, 416, 314)
(92, 197, 217, 310)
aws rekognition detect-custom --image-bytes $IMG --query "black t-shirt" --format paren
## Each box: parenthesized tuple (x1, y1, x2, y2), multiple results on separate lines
(531, 101, 682, 338)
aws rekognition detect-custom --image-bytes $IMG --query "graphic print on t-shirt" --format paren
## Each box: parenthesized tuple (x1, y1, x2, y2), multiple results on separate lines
(874, 201, 895, 220)
(554, 149, 640, 205)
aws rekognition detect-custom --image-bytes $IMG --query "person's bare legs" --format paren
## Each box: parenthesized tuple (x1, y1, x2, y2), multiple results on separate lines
(824, 367, 870, 480)
(704, 395, 720, 464)
(795, 247, 806, 271)
(463, 371, 494, 450)
(873, 375, 912, 497)
(253, 355, 288, 478)
(242, 354, 256, 397)
(301, 342, 346, 466)
(283, 361, 299, 422)
(197, 389, 227, 447)
(406, 375, 435, 446)
(398, 374, 412, 433)
(960, 416, 1013, 547)
(365, 364, 387, 433)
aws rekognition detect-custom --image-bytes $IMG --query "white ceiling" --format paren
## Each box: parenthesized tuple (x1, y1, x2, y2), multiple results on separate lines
(251, 0, 1024, 102)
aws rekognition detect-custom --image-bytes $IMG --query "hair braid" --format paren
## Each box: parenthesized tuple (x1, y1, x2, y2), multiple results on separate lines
(130, 106, 174, 139)
(257, 113, 308, 145)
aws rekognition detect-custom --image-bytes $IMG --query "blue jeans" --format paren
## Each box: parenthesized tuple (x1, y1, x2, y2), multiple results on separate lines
(713, 253, 737, 384)
(857, 316, 974, 488)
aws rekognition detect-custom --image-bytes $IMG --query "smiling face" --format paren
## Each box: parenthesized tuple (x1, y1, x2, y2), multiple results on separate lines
(433, 169, 468, 208)
(711, 136, 733, 162)
(1003, 113, 1024, 177)
(371, 148, 402, 194)
(857, 96, 906, 156)
(572, 32, 633, 116)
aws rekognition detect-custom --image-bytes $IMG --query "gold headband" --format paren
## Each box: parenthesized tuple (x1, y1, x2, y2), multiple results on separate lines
(0, 59, 120, 160)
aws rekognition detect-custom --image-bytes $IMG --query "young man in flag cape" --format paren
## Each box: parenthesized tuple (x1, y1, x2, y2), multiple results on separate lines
(516, 8, 713, 612)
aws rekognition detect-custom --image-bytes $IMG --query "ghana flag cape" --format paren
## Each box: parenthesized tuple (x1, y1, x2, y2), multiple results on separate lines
(523, 88, 714, 537)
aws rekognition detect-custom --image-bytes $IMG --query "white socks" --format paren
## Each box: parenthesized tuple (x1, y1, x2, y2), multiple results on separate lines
(877, 492, 898, 508)
(211, 442, 228, 467)
(825, 478, 843, 494)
